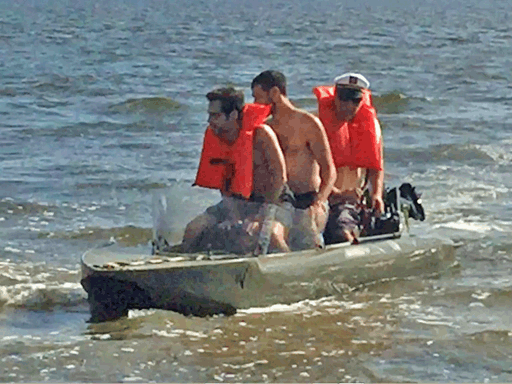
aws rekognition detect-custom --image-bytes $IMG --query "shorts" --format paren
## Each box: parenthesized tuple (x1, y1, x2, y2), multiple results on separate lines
(205, 199, 233, 223)
(286, 190, 328, 251)
(250, 184, 295, 205)
(249, 185, 295, 226)
(205, 196, 292, 227)
(292, 191, 317, 210)
(324, 202, 361, 245)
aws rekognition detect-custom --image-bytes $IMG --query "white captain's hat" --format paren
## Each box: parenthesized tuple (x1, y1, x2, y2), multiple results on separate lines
(334, 73, 370, 89)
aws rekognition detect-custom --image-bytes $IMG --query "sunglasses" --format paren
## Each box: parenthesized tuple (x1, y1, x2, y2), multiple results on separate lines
(336, 87, 363, 102)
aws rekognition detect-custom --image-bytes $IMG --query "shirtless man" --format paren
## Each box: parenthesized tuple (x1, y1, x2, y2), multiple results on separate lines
(313, 73, 384, 244)
(251, 70, 336, 248)
(181, 87, 289, 254)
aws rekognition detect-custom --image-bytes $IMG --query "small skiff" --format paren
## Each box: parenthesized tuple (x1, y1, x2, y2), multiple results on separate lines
(80, 231, 458, 322)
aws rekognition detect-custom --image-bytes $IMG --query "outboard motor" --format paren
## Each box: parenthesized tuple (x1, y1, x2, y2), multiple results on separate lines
(362, 182, 425, 237)
(384, 183, 425, 220)
(398, 183, 425, 221)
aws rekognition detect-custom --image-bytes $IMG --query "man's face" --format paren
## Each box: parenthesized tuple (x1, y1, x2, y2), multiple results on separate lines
(333, 86, 361, 121)
(252, 84, 272, 105)
(208, 100, 239, 143)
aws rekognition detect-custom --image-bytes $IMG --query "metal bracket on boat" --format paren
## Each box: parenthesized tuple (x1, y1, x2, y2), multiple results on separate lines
(253, 203, 278, 257)
(401, 205, 410, 232)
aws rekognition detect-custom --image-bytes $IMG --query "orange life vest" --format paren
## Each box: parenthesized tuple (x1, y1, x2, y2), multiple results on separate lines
(313, 86, 382, 171)
(193, 103, 271, 198)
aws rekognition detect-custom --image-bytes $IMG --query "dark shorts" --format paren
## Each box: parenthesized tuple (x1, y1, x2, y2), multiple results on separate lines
(205, 199, 232, 222)
(292, 191, 317, 210)
(249, 184, 296, 221)
(205, 197, 265, 221)
(324, 202, 361, 245)
(250, 184, 295, 205)
(254, 186, 317, 210)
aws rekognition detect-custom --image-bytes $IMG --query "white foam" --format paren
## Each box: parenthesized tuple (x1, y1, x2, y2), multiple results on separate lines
(152, 330, 180, 338)
(0, 282, 87, 309)
(122, 377, 146, 383)
(239, 296, 366, 315)
(415, 319, 455, 326)
(434, 220, 504, 233)
(127, 309, 155, 319)
(4, 247, 22, 253)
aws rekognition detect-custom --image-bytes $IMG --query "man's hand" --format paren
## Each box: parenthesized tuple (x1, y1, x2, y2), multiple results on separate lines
(311, 199, 328, 216)
(371, 194, 385, 216)
(309, 198, 329, 236)
(242, 219, 260, 236)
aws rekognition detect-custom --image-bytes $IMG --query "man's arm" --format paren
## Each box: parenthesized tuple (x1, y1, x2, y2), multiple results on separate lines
(367, 138, 384, 214)
(254, 125, 287, 203)
(305, 115, 336, 204)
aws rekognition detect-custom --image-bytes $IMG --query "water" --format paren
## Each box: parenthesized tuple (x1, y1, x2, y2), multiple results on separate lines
(1, 0, 512, 381)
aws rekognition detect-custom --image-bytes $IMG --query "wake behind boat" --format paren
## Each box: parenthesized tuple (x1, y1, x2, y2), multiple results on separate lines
(80, 184, 458, 322)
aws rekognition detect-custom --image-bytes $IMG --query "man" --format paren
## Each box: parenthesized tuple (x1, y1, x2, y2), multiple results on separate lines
(181, 87, 289, 254)
(313, 73, 384, 244)
(251, 70, 336, 249)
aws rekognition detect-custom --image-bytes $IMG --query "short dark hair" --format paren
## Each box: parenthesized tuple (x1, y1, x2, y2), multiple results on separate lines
(206, 87, 244, 116)
(335, 86, 363, 104)
(251, 70, 287, 96)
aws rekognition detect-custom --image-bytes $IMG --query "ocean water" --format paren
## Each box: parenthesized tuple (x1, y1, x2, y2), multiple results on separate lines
(1, 0, 512, 381)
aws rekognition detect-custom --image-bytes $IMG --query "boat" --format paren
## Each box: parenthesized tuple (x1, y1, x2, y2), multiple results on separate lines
(80, 230, 457, 322)
(80, 184, 458, 322)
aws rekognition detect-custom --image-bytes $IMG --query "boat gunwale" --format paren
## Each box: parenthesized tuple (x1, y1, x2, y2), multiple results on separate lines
(81, 231, 406, 274)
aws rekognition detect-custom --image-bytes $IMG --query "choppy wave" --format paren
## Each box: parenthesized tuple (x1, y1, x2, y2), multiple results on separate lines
(239, 296, 368, 315)
(428, 143, 505, 163)
(31, 74, 74, 93)
(40, 225, 153, 247)
(108, 97, 184, 114)
(24, 73, 108, 97)
(386, 143, 511, 164)
(433, 220, 506, 233)
(0, 88, 19, 97)
(75, 180, 169, 191)
(35, 96, 73, 109)
(0, 261, 86, 310)
(39, 225, 153, 246)
(0, 282, 87, 310)
(0, 198, 55, 216)
(421, 285, 512, 309)
(18, 120, 160, 138)
(373, 91, 410, 115)
(290, 97, 318, 111)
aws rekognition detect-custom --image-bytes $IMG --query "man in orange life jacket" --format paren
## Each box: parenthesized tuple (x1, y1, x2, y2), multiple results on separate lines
(182, 87, 289, 253)
(313, 73, 384, 244)
(251, 70, 336, 249)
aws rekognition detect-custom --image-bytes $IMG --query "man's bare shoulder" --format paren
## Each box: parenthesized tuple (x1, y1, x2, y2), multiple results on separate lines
(254, 124, 279, 144)
(293, 107, 324, 131)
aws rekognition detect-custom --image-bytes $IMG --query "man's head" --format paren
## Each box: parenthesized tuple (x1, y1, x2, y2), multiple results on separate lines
(251, 70, 287, 105)
(333, 73, 369, 121)
(206, 87, 244, 143)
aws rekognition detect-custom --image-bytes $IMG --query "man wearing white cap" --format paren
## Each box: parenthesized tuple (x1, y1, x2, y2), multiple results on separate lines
(313, 73, 384, 244)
